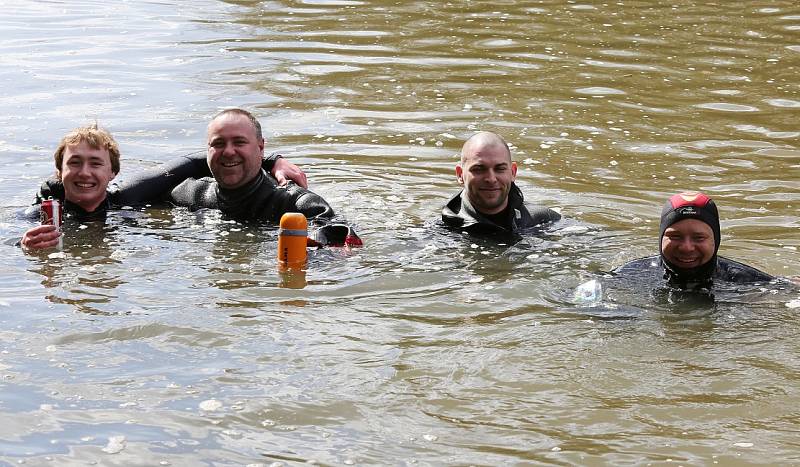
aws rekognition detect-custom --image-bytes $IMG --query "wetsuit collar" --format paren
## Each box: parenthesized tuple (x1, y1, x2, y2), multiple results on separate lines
(215, 169, 270, 218)
(661, 254, 718, 289)
(63, 197, 111, 222)
(444, 182, 524, 231)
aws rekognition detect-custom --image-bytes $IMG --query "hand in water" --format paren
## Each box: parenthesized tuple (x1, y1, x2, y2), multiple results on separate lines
(21, 224, 61, 250)
(272, 158, 308, 188)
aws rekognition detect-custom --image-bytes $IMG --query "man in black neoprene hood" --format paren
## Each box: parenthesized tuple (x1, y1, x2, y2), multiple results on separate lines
(441, 131, 561, 240)
(613, 191, 774, 289)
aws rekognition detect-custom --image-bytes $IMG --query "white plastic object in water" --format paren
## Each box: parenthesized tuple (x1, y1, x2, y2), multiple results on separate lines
(574, 279, 603, 304)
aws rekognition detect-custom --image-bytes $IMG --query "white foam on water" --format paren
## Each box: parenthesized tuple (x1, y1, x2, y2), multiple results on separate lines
(199, 399, 223, 411)
(102, 435, 126, 454)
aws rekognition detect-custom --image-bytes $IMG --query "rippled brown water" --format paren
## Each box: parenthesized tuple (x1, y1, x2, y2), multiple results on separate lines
(1, 1, 799, 465)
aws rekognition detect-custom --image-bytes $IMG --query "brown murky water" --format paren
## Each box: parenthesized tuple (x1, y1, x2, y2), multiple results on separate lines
(1, 1, 798, 464)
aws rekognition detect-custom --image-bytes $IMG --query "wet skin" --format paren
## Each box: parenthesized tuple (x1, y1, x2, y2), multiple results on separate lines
(456, 140, 518, 215)
(661, 218, 715, 269)
(21, 142, 116, 250)
(59, 141, 116, 212)
(206, 113, 265, 190)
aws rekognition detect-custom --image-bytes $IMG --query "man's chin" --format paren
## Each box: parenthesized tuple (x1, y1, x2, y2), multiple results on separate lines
(219, 178, 246, 190)
(475, 194, 498, 205)
(475, 201, 506, 215)
(67, 195, 103, 211)
(66, 192, 101, 203)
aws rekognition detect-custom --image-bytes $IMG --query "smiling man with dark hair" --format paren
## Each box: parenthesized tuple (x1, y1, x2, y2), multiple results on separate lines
(167, 108, 334, 222)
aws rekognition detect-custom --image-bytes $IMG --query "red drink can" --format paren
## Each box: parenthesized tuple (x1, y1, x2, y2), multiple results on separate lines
(41, 198, 62, 228)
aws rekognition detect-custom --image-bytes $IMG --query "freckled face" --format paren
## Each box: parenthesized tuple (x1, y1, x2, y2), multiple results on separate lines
(206, 114, 264, 189)
(661, 219, 716, 269)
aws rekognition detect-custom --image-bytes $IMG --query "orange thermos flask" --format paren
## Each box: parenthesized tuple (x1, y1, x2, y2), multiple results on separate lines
(278, 212, 308, 269)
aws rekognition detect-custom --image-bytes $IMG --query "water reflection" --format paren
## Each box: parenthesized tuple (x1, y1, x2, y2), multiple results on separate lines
(26, 217, 126, 315)
(0, 0, 799, 464)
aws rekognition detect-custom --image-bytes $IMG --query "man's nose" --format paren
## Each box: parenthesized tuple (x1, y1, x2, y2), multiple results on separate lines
(222, 142, 236, 156)
(677, 238, 694, 251)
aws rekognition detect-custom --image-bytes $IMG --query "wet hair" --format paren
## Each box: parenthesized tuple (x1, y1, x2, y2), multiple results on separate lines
(460, 131, 511, 164)
(211, 108, 263, 141)
(54, 123, 121, 175)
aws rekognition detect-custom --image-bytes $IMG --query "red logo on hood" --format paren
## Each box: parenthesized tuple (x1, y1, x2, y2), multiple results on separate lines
(669, 191, 710, 209)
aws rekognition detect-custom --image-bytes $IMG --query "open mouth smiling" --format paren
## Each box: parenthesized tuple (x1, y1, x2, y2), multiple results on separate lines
(674, 257, 700, 265)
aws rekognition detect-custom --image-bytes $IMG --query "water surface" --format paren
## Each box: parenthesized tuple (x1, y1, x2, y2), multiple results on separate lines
(1, 0, 799, 464)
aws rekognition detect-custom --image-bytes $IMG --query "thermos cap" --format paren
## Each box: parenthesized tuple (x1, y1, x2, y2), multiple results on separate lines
(279, 212, 308, 230)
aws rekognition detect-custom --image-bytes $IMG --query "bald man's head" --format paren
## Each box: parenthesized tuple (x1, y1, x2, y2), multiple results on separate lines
(460, 131, 511, 165)
(456, 131, 517, 215)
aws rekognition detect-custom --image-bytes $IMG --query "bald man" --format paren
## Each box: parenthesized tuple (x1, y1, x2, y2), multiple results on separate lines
(441, 131, 560, 239)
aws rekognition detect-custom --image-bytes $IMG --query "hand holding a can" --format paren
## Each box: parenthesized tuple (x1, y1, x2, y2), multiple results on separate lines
(21, 224, 62, 250)
(22, 198, 63, 250)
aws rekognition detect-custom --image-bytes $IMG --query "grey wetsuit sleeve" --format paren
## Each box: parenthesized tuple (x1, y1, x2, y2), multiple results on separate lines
(294, 189, 335, 221)
(169, 177, 219, 210)
(266, 183, 334, 223)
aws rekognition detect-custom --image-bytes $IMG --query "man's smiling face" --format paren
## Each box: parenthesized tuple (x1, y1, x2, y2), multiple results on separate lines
(456, 139, 517, 215)
(661, 218, 716, 270)
(206, 113, 264, 190)
(59, 141, 116, 212)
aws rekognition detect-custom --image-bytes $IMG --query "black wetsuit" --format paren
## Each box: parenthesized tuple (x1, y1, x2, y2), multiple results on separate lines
(24, 152, 288, 221)
(25, 180, 125, 223)
(169, 168, 333, 223)
(614, 254, 775, 290)
(441, 183, 560, 239)
(23, 176, 113, 222)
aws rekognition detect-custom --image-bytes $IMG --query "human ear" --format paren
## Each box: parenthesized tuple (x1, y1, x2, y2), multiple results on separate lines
(455, 165, 464, 185)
